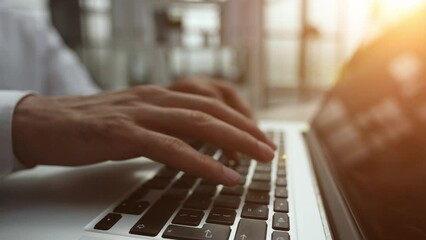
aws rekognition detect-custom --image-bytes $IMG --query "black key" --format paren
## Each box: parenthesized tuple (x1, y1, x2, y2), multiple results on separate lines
(172, 209, 204, 226)
(206, 208, 236, 225)
(252, 173, 271, 182)
(94, 213, 121, 230)
(193, 184, 217, 197)
(241, 204, 269, 220)
(143, 177, 171, 189)
(235, 166, 249, 175)
(273, 213, 290, 231)
(130, 199, 180, 236)
(239, 176, 247, 186)
(189, 141, 204, 151)
(114, 200, 149, 215)
(184, 195, 212, 210)
(245, 192, 270, 205)
(128, 188, 148, 200)
(239, 158, 251, 166)
(276, 177, 287, 187)
(249, 182, 271, 192)
(274, 199, 288, 213)
(200, 179, 219, 186)
(255, 164, 271, 172)
(156, 167, 179, 179)
(201, 224, 231, 240)
(214, 195, 241, 209)
(163, 224, 231, 240)
(277, 169, 286, 177)
(272, 231, 290, 240)
(173, 176, 197, 189)
(204, 145, 219, 156)
(275, 187, 288, 198)
(234, 219, 267, 240)
(221, 186, 244, 196)
(163, 188, 189, 200)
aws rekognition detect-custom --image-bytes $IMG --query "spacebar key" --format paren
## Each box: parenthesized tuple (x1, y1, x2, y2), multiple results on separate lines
(130, 199, 180, 236)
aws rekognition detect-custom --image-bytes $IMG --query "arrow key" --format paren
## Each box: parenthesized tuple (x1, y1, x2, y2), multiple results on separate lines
(162, 224, 230, 240)
(234, 219, 267, 240)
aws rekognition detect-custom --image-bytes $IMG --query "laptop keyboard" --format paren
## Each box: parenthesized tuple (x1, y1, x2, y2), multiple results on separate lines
(89, 131, 290, 240)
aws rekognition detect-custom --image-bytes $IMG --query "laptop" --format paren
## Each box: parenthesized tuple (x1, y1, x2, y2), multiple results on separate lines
(1, 9, 426, 240)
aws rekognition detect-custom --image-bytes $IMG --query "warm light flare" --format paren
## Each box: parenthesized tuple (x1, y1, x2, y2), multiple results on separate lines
(376, 0, 426, 22)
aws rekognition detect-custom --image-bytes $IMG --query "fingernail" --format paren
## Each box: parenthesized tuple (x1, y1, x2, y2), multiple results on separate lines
(258, 141, 275, 161)
(222, 165, 240, 184)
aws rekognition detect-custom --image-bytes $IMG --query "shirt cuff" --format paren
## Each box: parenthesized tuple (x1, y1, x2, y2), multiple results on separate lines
(0, 90, 34, 178)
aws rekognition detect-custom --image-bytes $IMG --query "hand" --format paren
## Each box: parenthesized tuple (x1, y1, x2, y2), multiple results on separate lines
(12, 86, 274, 186)
(168, 77, 253, 118)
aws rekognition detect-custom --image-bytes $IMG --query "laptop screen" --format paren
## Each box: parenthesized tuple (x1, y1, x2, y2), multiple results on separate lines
(311, 8, 426, 240)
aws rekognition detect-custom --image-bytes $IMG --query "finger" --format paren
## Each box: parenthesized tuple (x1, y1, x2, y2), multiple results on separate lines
(215, 82, 253, 118)
(171, 83, 224, 101)
(139, 90, 275, 149)
(136, 108, 275, 163)
(133, 129, 240, 186)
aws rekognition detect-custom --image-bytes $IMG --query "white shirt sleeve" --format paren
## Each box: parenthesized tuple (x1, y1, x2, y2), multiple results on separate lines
(0, 91, 33, 178)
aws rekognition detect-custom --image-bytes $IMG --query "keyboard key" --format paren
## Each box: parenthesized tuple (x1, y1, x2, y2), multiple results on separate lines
(239, 158, 251, 166)
(204, 145, 219, 156)
(234, 219, 267, 240)
(278, 160, 286, 168)
(275, 187, 288, 198)
(200, 179, 219, 186)
(276, 177, 287, 187)
(238, 176, 247, 186)
(245, 192, 270, 204)
(172, 209, 204, 226)
(184, 195, 212, 210)
(114, 200, 149, 215)
(193, 184, 217, 197)
(273, 213, 290, 231)
(272, 231, 290, 240)
(156, 167, 179, 179)
(130, 199, 180, 236)
(235, 166, 249, 175)
(143, 177, 171, 189)
(173, 176, 197, 189)
(214, 195, 241, 209)
(221, 186, 244, 196)
(206, 208, 236, 225)
(277, 169, 286, 177)
(241, 204, 269, 220)
(249, 182, 271, 192)
(94, 213, 121, 230)
(252, 173, 271, 182)
(128, 188, 148, 200)
(255, 164, 271, 173)
(274, 199, 289, 213)
(163, 224, 231, 240)
(201, 224, 231, 240)
(163, 188, 189, 200)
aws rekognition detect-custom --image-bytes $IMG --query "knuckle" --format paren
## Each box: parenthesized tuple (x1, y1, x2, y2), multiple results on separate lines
(188, 110, 211, 125)
(162, 137, 186, 153)
(103, 113, 132, 129)
(134, 86, 167, 96)
(205, 97, 222, 107)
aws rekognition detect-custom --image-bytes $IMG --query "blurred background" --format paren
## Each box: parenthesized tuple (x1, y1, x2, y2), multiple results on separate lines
(1, 0, 425, 119)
